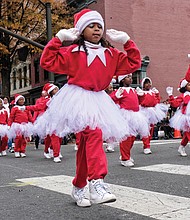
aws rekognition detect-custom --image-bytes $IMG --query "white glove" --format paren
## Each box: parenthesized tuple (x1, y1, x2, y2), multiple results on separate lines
(106, 29, 130, 44)
(115, 88, 124, 98)
(152, 87, 159, 94)
(7, 126, 10, 130)
(136, 87, 144, 96)
(56, 28, 79, 42)
(166, 87, 173, 96)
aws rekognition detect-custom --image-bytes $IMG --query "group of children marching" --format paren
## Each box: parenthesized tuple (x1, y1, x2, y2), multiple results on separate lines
(1, 7, 190, 208)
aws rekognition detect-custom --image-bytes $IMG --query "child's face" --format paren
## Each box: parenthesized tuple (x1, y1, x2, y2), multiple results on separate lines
(0, 100, 3, 108)
(186, 83, 190, 92)
(123, 75, 133, 86)
(51, 87, 59, 96)
(17, 97, 25, 106)
(83, 23, 103, 44)
(143, 82, 151, 90)
(3, 98, 8, 104)
(105, 84, 113, 94)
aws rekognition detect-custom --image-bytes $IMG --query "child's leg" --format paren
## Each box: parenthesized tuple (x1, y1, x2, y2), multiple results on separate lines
(51, 134, 61, 158)
(120, 136, 135, 161)
(44, 135, 51, 153)
(20, 136, 27, 153)
(181, 132, 188, 146)
(1, 136, 8, 153)
(142, 124, 154, 154)
(14, 136, 22, 153)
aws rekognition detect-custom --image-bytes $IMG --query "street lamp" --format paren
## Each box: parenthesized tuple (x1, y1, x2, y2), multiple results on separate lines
(38, 0, 54, 83)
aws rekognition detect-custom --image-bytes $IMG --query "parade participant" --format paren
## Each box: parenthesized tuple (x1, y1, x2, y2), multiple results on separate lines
(39, 8, 141, 207)
(137, 77, 168, 154)
(166, 65, 190, 156)
(26, 83, 62, 163)
(8, 94, 33, 158)
(0, 98, 9, 156)
(110, 74, 149, 166)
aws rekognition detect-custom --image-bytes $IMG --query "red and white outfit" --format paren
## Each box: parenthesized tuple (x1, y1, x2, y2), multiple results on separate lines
(8, 104, 34, 154)
(0, 107, 9, 155)
(111, 86, 149, 163)
(39, 8, 141, 206)
(138, 78, 168, 150)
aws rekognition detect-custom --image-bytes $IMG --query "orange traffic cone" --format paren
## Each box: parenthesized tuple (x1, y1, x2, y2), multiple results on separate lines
(174, 129, 182, 138)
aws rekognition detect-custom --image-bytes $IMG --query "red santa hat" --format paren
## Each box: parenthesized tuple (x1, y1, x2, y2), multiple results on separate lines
(178, 65, 190, 89)
(74, 9, 104, 34)
(14, 94, 25, 104)
(118, 74, 132, 83)
(141, 77, 152, 88)
(43, 83, 58, 94)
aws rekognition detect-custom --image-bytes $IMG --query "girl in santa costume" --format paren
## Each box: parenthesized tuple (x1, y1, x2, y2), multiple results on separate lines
(0, 98, 9, 156)
(8, 94, 34, 158)
(39, 8, 141, 207)
(26, 83, 63, 163)
(110, 74, 149, 167)
(166, 65, 190, 157)
(136, 77, 168, 154)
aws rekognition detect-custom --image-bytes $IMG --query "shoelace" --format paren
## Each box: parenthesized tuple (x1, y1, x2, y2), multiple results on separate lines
(92, 180, 111, 194)
(76, 187, 88, 200)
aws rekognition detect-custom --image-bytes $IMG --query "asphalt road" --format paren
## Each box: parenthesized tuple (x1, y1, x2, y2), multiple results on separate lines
(0, 138, 190, 220)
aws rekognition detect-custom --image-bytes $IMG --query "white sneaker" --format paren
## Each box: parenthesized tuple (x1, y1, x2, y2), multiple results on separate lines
(71, 186, 91, 207)
(15, 152, 20, 158)
(0, 153, 2, 157)
(53, 157, 61, 163)
(74, 144, 78, 151)
(105, 144, 115, 153)
(20, 153, 26, 158)
(59, 153, 63, 158)
(119, 156, 134, 163)
(144, 148, 152, 155)
(2, 150, 7, 156)
(89, 179, 116, 204)
(48, 148, 54, 158)
(44, 152, 51, 159)
(121, 160, 134, 167)
(178, 145, 187, 157)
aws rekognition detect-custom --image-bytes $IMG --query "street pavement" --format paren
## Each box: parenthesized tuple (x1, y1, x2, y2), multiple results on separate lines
(1, 138, 190, 220)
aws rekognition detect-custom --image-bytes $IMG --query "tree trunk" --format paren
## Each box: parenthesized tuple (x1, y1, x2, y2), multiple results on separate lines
(1, 54, 11, 97)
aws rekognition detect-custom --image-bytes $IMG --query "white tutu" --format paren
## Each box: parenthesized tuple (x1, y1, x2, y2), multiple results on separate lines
(8, 122, 33, 139)
(169, 109, 190, 132)
(140, 103, 168, 125)
(0, 124, 9, 137)
(120, 109, 150, 138)
(34, 84, 130, 142)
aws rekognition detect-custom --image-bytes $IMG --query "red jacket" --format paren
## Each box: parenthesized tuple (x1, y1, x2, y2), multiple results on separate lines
(26, 97, 50, 114)
(0, 108, 8, 125)
(40, 37, 141, 92)
(8, 106, 34, 126)
(168, 93, 190, 114)
(138, 91, 160, 107)
(111, 87, 139, 112)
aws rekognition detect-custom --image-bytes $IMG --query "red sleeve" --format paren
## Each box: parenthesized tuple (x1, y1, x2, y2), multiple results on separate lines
(168, 95, 183, 108)
(8, 107, 16, 126)
(155, 93, 161, 103)
(26, 99, 48, 112)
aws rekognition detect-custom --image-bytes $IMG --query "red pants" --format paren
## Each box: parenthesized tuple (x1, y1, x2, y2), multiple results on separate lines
(14, 135, 27, 153)
(181, 132, 190, 146)
(72, 127, 108, 188)
(120, 136, 136, 160)
(75, 133, 81, 146)
(142, 124, 154, 149)
(50, 134, 62, 157)
(44, 135, 51, 153)
(0, 136, 8, 152)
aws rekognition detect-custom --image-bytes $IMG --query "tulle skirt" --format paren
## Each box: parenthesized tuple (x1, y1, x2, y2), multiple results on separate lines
(169, 110, 190, 132)
(0, 124, 9, 137)
(33, 84, 130, 142)
(8, 122, 33, 139)
(120, 109, 150, 138)
(140, 103, 168, 125)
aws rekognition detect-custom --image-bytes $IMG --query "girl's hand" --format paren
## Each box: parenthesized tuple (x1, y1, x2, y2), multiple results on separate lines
(115, 87, 124, 98)
(166, 87, 173, 96)
(152, 87, 159, 94)
(136, 87, 144, 96)
(106, 29, 130, 44)
(56, 28, 79, 42)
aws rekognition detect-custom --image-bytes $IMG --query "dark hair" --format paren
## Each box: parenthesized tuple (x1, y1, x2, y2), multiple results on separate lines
(179, 87, 186, 93)
(72, 36, 114, 55)
(144, 78, 151, 85)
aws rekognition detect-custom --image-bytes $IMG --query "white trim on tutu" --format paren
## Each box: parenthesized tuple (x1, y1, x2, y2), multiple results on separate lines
(120, 109, 150, 138)
(140, 103, 168, 125)
(8, 122, 33, 139)
(0, 124, 9, 137)
(34, 84, 130, 142)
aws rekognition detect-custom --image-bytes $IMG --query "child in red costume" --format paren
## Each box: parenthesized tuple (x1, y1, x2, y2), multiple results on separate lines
(39, 9, 141, 207)
(27, 83, 62, 163)
(8, 94, 34, 158)
(166, 65, 190, 157)
(0, 98, 9, 156)
(136, 77, 168, 154)
(110, 74, 149, 166)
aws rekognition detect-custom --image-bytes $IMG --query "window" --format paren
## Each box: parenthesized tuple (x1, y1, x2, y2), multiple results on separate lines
(13, 70, 16, 90)
(44, 70, 48, 80)
(19, 68, 22, 89)
(23, 66, 27, 87)
(29, 64, 31, 85)
(34, 59, 40, 83)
